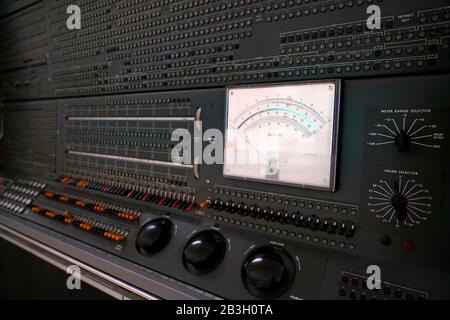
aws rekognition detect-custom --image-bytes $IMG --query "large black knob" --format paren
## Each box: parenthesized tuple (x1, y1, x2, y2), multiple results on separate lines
(395, 130, 411, 152)
(391, 180, 408, 221)
(183, 230, 227, 275)
(242, 246, 296, 299)
(136, 218, 173, 255)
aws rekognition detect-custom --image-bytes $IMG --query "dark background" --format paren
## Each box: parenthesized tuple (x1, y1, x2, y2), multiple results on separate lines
(0, 238, 112, 300)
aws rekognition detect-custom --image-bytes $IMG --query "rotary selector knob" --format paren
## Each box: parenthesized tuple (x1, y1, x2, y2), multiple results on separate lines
(367, 114, 444, 154)
(136, 218, 173, 256)
(391, 181, 408, 221)
(242, 246, 296, 299)
(394, 130, 411, 153)
(183, 230, 227, 275)
(368, 174, 432, 227)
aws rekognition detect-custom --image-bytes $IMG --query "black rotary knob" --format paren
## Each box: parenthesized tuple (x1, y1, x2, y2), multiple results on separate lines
(395, 129, 411, 153)
(391, 180, 408, 221)
(242, 246, 296, 299)
(182, 230, 227, 275)
(136, 218, 173, 256)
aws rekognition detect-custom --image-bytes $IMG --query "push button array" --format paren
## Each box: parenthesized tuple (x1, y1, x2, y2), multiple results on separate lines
(338, 272, 428, 300)
(0, 199, 25, 214)
(207, 199, 356, 238)
(57, 176, 196, 212)
(15, 178, 46, 190)
(0, 178, 46, 215)
(43, 191, 141, 222)
(2, 192, 32, 206)
(212, 188, 358, 216)
(30, 204, 128, 242)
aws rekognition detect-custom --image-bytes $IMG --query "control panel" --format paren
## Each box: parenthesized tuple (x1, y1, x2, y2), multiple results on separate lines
(1, 0, 449, 300)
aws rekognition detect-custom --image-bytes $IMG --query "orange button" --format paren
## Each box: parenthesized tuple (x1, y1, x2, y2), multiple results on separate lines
(59, 196, 70, 202)
(199, 200, 211, 209)
(31, 206, 41, 213)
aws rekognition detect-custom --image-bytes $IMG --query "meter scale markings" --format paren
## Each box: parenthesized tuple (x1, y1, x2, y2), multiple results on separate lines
(232, 98, 328, 138)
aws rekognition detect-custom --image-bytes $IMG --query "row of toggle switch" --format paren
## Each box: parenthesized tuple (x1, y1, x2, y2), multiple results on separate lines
(30, 205, 128, 242)
(0, 198, 25, 214)
(15, 179, 46, 191)
(0, 179, 46, 215)
(43, 191, 141, 222)
(9, 185, 40, 197)
(2, 191, 33, 206)
(206, 199, 356, 238)
(57, 176, 196, 212)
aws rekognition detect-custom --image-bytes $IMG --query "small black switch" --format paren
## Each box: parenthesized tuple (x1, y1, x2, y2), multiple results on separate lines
(381, 235, 392, 246)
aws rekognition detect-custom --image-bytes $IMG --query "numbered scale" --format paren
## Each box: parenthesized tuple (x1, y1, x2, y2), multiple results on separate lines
(361, 165, 443, 239)
(368, 174, 432, 228)
(364, 107, 448, 166)
(367, 112, 444, 152)
(224, 81, 340, 191)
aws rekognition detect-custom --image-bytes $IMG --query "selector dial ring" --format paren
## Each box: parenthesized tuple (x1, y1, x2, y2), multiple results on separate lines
(242, 245, 296, 299)
(135, 218, 174, 256)
(182, 230, 227, 276)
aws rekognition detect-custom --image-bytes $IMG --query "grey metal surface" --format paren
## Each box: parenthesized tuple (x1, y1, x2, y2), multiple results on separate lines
(0, 211, 217, 300)
(0, 0, 449, 300)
